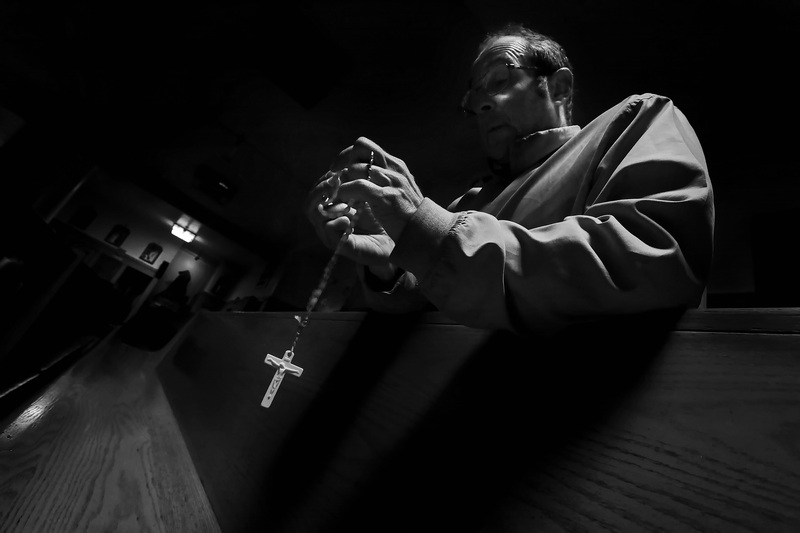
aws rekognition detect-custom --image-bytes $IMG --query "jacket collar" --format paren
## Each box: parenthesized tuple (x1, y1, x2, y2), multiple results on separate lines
(488, 125, 581, 179)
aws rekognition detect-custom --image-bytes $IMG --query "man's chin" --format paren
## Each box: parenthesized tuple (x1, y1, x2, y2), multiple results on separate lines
(483, 143, 510, 162)
(484, 128, 515, 159)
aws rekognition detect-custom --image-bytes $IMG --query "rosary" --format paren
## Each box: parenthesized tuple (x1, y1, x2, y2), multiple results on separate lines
(260, 154, 371, 408)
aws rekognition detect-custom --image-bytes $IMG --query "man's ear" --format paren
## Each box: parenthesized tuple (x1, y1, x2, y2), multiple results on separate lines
(549, 67, 573, 104)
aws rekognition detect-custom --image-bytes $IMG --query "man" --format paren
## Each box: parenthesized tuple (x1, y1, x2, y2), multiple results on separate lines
(306, 23, 714, 336)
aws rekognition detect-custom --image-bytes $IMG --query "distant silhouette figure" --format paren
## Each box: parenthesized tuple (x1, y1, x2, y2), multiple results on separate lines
(155, 270, 191, 309)
(119, 270, 193, 351)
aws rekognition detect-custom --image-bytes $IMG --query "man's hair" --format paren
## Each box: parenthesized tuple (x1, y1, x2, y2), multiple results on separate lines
(478, 23, 574, 124)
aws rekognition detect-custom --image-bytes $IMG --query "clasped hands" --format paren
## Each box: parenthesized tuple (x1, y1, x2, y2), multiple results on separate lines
(305, 137, 424, 276)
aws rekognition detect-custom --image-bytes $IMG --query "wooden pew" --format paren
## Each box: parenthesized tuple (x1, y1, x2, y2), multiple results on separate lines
(157, 308, 800, 532)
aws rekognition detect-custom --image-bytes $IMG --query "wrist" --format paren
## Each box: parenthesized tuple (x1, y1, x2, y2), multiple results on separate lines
(367, 263, 397, 281)
(363, 263, 403, 291)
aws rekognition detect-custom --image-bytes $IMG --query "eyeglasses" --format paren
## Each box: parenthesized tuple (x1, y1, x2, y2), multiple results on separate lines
(460, 63, 538, 115)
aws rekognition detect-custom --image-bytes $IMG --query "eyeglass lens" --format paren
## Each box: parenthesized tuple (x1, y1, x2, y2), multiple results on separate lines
(479, 63, 512, 96)
(462, 64, 512, 113)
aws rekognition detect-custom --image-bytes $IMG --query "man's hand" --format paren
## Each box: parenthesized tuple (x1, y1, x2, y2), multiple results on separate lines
(333, 136, 424, 241)
(304, 137, 424, 271)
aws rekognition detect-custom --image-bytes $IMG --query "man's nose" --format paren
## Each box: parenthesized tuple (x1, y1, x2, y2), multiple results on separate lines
(470, 90, 496, 115)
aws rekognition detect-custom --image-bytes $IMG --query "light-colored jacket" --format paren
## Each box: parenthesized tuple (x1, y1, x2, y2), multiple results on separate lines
(362, 94, 715, 335)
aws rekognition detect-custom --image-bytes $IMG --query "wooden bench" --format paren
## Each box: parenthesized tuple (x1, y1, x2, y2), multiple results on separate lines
(157, 308, 800, 532)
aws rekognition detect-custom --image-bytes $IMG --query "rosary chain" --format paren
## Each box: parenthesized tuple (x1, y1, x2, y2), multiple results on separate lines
(289, 206, 361, 354)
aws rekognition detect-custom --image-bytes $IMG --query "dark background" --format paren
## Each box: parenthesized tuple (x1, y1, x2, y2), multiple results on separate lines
(2, 0, 799, 305)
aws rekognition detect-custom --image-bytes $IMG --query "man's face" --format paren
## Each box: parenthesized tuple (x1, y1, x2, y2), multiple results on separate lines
(465, 36, 559, 161)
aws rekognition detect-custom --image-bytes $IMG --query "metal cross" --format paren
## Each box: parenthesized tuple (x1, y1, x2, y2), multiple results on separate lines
(261, 349, 304, 408)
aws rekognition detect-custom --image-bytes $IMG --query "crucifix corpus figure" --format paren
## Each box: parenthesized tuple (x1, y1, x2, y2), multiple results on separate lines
(261, 349, 304, 408)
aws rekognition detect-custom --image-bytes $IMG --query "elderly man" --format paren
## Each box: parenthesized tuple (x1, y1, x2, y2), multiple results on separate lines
(306, 22, 714, 336)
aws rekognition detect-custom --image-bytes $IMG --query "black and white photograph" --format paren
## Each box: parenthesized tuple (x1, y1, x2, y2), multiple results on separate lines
(1, 1, 798, 531)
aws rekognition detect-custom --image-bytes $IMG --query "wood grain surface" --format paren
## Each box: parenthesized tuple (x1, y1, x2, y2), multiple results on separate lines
(158, 309, 800, 532)
(0, 327, 220, 533)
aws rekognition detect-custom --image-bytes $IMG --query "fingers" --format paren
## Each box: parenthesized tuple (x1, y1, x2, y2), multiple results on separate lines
(352, 137, 384, 167)
(341, 161, 385, 184)
(306, 165, 370, 235)
(329, 136, 411, 181)
(324, 215, 353, 235)
(310, 198, 363, 249)
(316, 217, 351, 249)
(318, 202, 356, 220)
(309, 200, 353, 244)
(309, 163, 381, 215)
(305, 171, 341, 218)
(317, 170, 342, 202)
(308, 141, 388, 253)
(333, 173, 382, 209)
(330, 137, 385, 171)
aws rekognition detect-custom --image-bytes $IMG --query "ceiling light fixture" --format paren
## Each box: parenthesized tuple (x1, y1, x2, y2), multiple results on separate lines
(171, 223, 196, 243)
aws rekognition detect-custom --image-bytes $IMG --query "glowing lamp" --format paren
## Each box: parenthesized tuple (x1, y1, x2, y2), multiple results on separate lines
(171, 223, 196, 243)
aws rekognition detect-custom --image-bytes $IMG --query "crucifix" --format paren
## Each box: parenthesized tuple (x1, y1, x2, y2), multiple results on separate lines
(260, 158, 370, 408)
(259, 259, 335, 408)
(261, 350, 303, 407)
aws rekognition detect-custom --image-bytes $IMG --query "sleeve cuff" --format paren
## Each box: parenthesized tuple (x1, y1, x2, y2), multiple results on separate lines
(391, 197, 461, 280)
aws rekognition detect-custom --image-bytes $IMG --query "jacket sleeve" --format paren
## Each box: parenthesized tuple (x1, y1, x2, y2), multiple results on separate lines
(372, 95, 715, 335)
